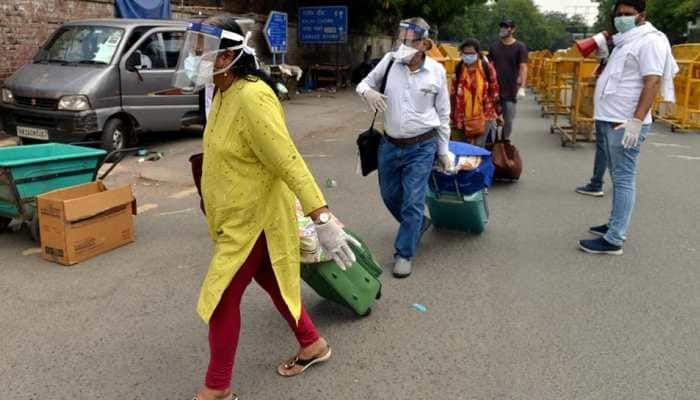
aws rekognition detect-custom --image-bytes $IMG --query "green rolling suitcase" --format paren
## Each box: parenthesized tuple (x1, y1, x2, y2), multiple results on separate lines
(425, 189, 489, 234)
(300, 230, 382, 316)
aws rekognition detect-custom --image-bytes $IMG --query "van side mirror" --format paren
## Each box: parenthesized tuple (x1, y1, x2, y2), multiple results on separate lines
(126, 52, 140, 71)
(126, 52, 144, 82)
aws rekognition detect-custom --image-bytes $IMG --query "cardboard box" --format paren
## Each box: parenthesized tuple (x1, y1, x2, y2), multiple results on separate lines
(37, 181, 136, 266)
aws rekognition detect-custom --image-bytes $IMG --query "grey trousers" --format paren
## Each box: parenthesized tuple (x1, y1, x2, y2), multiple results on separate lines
(501, 100, 517, 139)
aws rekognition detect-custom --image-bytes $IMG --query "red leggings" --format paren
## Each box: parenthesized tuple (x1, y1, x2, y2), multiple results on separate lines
(205, 234, 320, 390)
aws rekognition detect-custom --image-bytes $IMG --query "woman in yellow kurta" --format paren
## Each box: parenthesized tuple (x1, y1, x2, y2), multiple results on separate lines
(177, 16, 360, 400)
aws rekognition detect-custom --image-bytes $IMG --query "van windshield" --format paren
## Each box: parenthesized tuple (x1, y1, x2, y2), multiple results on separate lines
(34, 26, 125, 65)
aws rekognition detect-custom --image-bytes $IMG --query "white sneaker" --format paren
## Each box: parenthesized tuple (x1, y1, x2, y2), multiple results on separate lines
(392, 257, 412, 278)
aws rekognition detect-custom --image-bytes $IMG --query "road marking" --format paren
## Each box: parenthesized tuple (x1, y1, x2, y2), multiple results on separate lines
(646, 131, 668, 137)
(158, 208, 195, 217)
(650, 142, 691, 149)
(668, 155, 700, 161)
(301, 154, 330, 158)
(22, 247, 42, 256)
(137, 203, 159, 214)
(170, 188, 198, 199)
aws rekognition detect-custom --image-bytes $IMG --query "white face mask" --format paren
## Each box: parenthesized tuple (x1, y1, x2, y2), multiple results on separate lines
(499, 28, 510, 38)
(462, 54, 478, 65)
(394, 44, 419, 63)
(614, 15, 638, 34)
(184, 55, 214, 86)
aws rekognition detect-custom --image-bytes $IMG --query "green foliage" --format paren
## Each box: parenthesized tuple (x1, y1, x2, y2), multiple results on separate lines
(381, 0, 484, 25)
(592, 0, 616, 32)
(646, 0, 700, 43)
(440, 0, 590, 51)
(592, 0, 700, 44)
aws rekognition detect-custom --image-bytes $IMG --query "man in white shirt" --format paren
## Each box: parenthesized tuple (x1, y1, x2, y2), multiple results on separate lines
(356, 17, 451, 278)
(578, 0, 678, 255)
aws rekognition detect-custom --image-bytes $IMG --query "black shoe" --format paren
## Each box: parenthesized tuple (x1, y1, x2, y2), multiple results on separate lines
(589, 224, 609, 237)
(578, 238, 623, 255)
(420, 216, 432, 237)
(575, 184, 604, 197)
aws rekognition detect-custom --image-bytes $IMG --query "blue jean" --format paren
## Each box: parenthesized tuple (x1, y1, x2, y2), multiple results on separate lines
(500, 100, 517, 139)
(588, 125, 608, 191)
(378, 135, 437, 259)
(596, 120, 649, 247)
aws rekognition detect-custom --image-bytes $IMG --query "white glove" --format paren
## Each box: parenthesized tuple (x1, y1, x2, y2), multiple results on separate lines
(362, 88, 388, 113)
(314, 215, 361, 270)
(517, 87, 526, 99)
(615, 118, 643, 149)
(437, 152, 456, 174)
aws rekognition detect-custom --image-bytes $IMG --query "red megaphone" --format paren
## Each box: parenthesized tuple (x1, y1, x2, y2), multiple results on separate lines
(575, 31, 611, 57)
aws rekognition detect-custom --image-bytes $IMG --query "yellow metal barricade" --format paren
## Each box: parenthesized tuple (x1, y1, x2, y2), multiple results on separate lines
(538, 53, 559, 113)
(528, 51, 539, 89)
(541, 49, 575, 118)
(438, 43, 461, 77)
(529, 50, 551, 95)
(535, 52, 553, 103)
(542, 45, 601, 145)
(653, 44, 700, 132)
(551, 57, 600, 145)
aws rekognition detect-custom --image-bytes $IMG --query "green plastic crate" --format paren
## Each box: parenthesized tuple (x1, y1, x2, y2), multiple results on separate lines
(425, 189, 488, 234)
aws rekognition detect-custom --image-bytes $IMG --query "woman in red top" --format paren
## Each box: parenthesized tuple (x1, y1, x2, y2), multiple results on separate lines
(450, 38, 503, 147)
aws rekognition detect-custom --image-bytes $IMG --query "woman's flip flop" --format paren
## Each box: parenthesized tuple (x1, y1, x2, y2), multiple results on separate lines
(277, 345, 332, 377)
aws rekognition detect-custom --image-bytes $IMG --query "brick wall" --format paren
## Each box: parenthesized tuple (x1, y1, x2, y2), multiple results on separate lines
(0, 0, 213, 83)
(0, 0, 114, 82)
(0, 0, 392, 84)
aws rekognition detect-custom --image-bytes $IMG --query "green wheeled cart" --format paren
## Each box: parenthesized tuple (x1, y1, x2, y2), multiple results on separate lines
(0, 143, 131, 240)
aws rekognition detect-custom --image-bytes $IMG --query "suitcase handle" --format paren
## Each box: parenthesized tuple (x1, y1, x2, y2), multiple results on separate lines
(431, 173, 462, 199)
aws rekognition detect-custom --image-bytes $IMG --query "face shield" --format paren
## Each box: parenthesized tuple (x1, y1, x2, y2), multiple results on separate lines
(172, 23, 258, 92)
(396, 22, 428, 47)
(393, 22, 429, 63)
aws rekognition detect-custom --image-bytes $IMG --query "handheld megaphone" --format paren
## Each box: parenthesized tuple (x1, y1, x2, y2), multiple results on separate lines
(575, 31, 611, 58)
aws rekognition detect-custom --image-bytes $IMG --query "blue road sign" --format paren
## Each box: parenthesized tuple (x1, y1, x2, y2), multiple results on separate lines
(264, 11, 288, 53)
(298, 6, 348, 44)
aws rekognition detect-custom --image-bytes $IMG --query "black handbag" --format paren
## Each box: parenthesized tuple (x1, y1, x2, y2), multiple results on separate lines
(356, 59, 394, 176)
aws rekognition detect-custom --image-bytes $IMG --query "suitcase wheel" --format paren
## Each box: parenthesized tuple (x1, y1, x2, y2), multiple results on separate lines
(375, 285, 382, 300)
(361, 307, 372, 317)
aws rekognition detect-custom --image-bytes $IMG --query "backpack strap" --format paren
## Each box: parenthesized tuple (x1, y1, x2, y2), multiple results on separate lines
(481, 57, 493, 86)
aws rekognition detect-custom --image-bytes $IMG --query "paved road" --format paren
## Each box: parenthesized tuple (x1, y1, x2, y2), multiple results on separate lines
(1, 91, 699, 400)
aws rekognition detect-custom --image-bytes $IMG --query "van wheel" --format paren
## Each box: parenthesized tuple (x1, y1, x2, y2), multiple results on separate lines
(101, 118, 130, 152)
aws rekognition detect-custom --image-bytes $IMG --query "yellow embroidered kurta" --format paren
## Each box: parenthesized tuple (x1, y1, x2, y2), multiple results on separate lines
(197, 78, 326, 323)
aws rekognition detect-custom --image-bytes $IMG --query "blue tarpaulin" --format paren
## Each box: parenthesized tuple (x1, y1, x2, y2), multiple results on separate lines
(429, 141, 494, 196)
(115, 0, 171, 19)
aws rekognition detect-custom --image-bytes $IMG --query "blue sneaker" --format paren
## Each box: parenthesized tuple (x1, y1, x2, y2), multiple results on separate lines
(578, 238, 623, 255)
(576, 184, 604, 197)
(589, 224, 609, 237)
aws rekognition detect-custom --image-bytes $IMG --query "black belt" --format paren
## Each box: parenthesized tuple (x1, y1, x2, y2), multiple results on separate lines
(385, 130, 436, 148)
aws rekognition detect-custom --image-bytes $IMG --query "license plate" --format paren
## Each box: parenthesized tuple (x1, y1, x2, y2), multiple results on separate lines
(17, 126, 49, 140)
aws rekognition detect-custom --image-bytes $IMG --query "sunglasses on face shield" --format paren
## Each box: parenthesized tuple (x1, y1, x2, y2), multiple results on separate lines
(401, 38, 423, 46)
